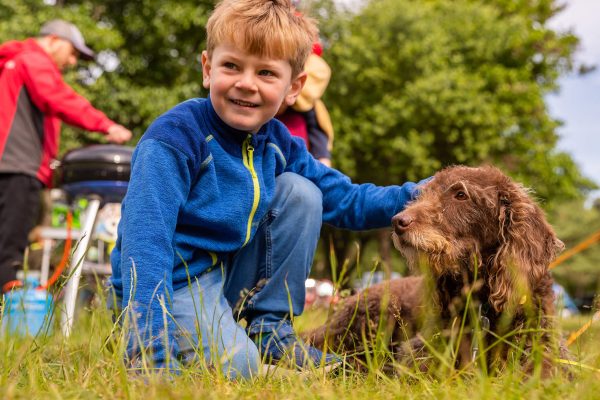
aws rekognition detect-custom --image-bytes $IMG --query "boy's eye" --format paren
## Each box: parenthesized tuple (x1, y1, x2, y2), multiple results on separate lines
(223, 62, 237, 70)
(258, 70, 275, 77)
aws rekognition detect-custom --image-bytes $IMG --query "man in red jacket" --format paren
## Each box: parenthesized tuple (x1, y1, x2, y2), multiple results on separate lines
(0, 20, 132, 292)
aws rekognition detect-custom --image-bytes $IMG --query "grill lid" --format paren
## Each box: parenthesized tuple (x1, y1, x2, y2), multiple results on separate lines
(58, 144, 134, 185)
(61, 144, 133, 165)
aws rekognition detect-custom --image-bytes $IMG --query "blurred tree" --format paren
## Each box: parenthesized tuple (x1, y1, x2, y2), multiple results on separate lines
(0, 0, 215, 153)
(323, 0, 595, 203)
(310, 0, 597, 277)
(549, 201, 600, 307)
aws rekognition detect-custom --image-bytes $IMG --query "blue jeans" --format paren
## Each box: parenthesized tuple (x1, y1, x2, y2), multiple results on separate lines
(108, 266, 261, 379)
(173, 267, 260, 380)
(223, 172, 323, 334)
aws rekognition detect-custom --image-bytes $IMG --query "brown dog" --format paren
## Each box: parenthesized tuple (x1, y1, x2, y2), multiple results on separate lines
(304, 165, 570, 376)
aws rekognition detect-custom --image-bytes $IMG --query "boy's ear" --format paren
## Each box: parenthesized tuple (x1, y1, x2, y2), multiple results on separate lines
(284, 71, 307, 107)
(201, 50, 211, 90)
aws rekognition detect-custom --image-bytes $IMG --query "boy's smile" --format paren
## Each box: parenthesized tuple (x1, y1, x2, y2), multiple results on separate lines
(202, 44, 306, 133)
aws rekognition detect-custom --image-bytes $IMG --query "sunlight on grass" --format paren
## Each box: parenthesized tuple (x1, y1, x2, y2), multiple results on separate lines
(0, 296, 598, 399)
(1, 246, 598, 398)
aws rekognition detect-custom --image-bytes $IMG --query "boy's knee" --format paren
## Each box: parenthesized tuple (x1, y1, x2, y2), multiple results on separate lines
(275, 172, 322, 214)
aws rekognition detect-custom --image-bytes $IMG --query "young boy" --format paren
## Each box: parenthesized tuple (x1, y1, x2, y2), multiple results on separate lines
(110, 0, 426, 379)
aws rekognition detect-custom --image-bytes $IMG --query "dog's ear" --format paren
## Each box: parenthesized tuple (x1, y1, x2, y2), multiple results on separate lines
(488, 183, 563, 312)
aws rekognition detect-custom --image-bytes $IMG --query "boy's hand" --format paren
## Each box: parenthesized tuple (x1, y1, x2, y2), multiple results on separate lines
(412, 176, 434, 200)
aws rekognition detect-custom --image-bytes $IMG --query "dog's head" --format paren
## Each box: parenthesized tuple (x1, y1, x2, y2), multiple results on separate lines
(392, 165, 563, 312)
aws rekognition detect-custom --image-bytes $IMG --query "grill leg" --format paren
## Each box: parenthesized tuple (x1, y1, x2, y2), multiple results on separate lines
(40, 238, 52, 287)
(61, 197, 101, 337)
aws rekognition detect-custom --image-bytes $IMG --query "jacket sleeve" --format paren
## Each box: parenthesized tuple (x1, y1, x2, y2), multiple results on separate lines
(19, 53, 114, 133)
(119, 139, 191, 370)
(284, 136, 426, 230)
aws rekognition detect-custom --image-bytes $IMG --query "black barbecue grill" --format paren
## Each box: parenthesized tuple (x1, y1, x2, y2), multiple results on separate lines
(57, 144, 133, 202)
(53, 144, 134, 336)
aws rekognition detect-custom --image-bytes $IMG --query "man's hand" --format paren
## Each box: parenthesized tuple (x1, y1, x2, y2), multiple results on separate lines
(106, 124, 132, 144)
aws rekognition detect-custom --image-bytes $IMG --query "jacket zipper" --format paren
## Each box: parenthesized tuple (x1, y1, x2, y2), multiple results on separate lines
(242, 135, 260, 246)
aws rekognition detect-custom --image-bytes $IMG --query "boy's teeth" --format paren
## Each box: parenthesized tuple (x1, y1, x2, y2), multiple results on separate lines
(233, 99, 256, 107)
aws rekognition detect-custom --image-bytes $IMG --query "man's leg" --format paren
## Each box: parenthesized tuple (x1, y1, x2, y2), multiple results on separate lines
(0, 174, 42, 290)
(173, 267, 260, 380)
(223, 172, 338, 368)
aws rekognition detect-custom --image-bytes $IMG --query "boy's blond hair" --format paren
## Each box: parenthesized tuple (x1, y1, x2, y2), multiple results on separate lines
(206, 0, 318, 77)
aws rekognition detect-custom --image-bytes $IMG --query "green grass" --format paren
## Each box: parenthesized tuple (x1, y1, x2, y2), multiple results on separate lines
(0, 300, 598, 400)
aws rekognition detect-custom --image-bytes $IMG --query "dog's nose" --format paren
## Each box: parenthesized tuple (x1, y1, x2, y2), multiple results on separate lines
(392, 213, 413, 233)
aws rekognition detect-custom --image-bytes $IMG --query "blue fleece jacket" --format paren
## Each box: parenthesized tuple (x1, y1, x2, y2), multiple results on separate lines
(110, 97, 421, 369)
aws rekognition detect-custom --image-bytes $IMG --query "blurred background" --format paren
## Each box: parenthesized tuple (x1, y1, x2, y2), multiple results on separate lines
(1, 0, 598, 312)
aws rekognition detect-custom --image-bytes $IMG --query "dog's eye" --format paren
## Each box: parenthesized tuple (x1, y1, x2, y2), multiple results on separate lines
(455, 191, 468, 200)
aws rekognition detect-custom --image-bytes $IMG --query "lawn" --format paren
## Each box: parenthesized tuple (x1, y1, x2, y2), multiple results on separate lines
(0, 298, 598, 400)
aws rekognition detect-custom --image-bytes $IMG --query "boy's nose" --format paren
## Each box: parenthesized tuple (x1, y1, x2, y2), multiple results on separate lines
(235, 73, 258, 91)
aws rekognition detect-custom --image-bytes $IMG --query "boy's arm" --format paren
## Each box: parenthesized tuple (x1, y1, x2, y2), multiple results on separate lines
(284, 138, 426, 230)
(119, 139, 191, 371)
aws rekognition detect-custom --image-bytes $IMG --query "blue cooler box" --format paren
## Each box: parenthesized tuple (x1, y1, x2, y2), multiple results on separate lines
(2, 277, 54, 337)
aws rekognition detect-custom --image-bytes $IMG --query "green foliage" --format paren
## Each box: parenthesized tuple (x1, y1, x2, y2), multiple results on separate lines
(306, 0, 597, 282)
(0, 0, 216, 151)
(63, 0, 217, 148)
(549, 200, 600, 300)
(1, 0, 597, 292)
(0, 0, 594, 202)
(323, 0, 595, 204)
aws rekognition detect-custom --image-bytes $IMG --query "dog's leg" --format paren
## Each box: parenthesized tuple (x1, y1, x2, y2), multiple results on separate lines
(392, 335, 432, 373)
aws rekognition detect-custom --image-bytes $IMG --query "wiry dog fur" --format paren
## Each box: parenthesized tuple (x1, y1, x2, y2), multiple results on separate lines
(303, 165, 570, 376)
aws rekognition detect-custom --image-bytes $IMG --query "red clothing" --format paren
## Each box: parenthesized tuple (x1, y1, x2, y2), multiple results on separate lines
(276, 109, 309, 148)
(0, 39, 114, 186)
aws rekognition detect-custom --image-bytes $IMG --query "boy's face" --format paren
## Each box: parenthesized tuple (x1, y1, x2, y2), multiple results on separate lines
(202, 43, 306, 133)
